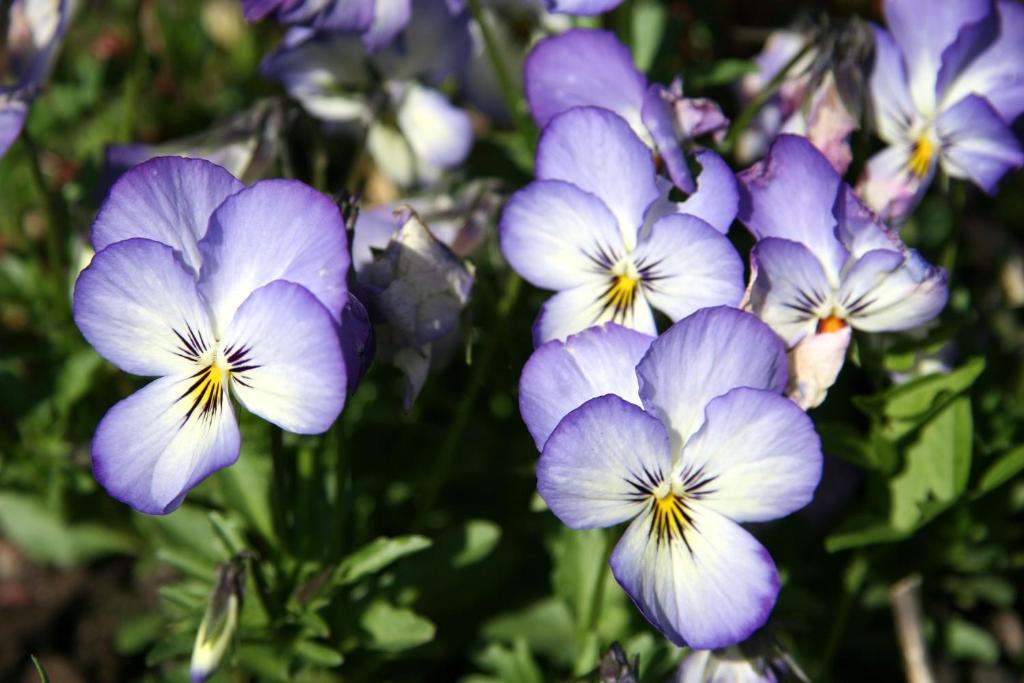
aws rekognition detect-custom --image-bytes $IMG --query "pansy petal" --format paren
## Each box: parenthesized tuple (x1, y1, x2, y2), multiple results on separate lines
(787, 326, 853, 410)
(680, 387, 822, 522)
(91, 157, 244, 273)
(519, 323, 654, 450)
(361, 0, 412, 51)
(536, 107, 659, 249)
(835, 186, 903, 259)
(546, 0, 625, 17)
(840, 249, 948, 332)
(636, 307, 788, 446)
(396, 84, 473, 172)
(869, 25, 916, 145)
(524, 29, 646, 131)
(533, 280, 657, 346)
(314, 0, 376, 32)
(856, 144, 932, 224)
(737, 135, 848, 283)
(940, 0, 1024, 122)
(198, 179, 350, 329)
(748, 238, 833, 346)
(677, 150, 739, 235)
(0, 102, 27, 159)
(610, 502, 779, 649)
(92, 374, 240, 515)
(641, 85, 694, 194)
(884, 0, 994, 115)
(634, 214, 744, 322)
(221, 281, 346, 434)
(73, 239, 215, 376)
(537, 394, 672, 528)
(500, 180, 627, 291)
(339, 293, 374, 393)
(936, 94, 1024, 193)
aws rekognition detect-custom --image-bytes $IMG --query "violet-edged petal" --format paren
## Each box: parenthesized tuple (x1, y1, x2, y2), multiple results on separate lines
(91, 374, 240, 515)
(935, 94, 1024, 193)
(546, 0, 625, 16)
(352, 206, 400, 275)
(803, 72, 858, 175)
(241, 0, 294, 21)
(372, 0, 471, 84)
(313, 0, 376, 31)
(883, 0, 994, 115)
(787, 326, 853, 410)
(933, 0, 1003, 109)
(73, 239, 215, 377)
(641, 84, 694, 194)
(340, 293, 374, 394)
(536, 107, 659, 250)
(91, 157, 244, 273)
(221, 281, 347, 434)
(834, 186, 903, 259)
(0, 102, 27, 159)
(856, 144, 933, 224)
(500, 179, 627, 291)
(361, 0, 412, 51)
(839, 249, 948, 332)
(636, 307, 788, 446)
(737, 135, 849, 284)
(748, 238, 833, 346)
(198, 179, 350, 328)
(395, 84, 473, 172)
(633, 213, 744, 321)
(940, 0, 1024, 122)
(524, 29, 646, 132)
(537, 394, 671, 528)
(677, 150, 739, 235)
(533, 280, 657, 346)
(519, 323, 654, 450)
(679, 387, 822, 522)
(610, 501, 779, 649)
(869, 25, 917, 145)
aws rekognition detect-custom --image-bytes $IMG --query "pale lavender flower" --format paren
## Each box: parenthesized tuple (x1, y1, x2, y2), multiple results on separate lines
(738, 135, 948, 408)
(859, 0, 1024, 222)
(73, 157, 351, 513)
(529, 307, 823, 648)
(242, 0, 409, 51)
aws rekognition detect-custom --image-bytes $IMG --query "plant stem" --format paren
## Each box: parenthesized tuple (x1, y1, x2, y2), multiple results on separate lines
(22, 130, 69, 287)
(269, 425, 291, 552)
(466, 0, 535, 148)
(817, 552, 868, 679)
(721, 41, 815, 155)
(417, 273, 522, 522)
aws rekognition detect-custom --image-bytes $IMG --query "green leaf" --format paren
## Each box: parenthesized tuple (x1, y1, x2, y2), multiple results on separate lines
(450, 519, 501, 568)
(293, 639, 344, 667)
(115, 613, 164, 655)
(630, 0, 667, 72)
(974, 444, 1024, 497)
(216, 449, 275, 543)
(335, 535, 432, 585)
(482, 598, 575, 668)
(825, 521, 910, 553)
(854, 357, 984, 440)
(52, 349, 103, 415)
(236, 644, 291, 682)
(475, 640, 544, 683)
(817, 421, 876, 469)
(946, 618, 999, 664)
(889, 397, 972, 530)
(549, 527, 608, 626)
(359, 600, 436, 652)
(685, 59, 757, 91)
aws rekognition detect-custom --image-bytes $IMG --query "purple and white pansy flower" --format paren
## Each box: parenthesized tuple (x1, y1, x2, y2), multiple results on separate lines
(261, 0, 473, 188)
(500, 106, 744, 345)
(860, 0, 1024, 223)
(543, 0, 623, 16)
(1, 0, 71, 159)
(529, 307, 823, 648)
(739, 135, 949, 408)
(72, 157, 351, 514)
(524, 27, 735, 219)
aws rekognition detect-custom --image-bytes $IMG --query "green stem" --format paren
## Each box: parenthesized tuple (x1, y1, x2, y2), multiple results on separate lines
(466, 0, 535, 147)
(417, 274, 522, 521)
(269, 425, 291, 552)
(22, 130, 69, 285)
(721, 41, 816, 155)
(817, 552, 868, 679)
(330, 424, 350, 561)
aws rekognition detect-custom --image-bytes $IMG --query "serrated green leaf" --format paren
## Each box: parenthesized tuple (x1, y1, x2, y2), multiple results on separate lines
(335, 535, 432, 586)
(360, 600, 436, 652)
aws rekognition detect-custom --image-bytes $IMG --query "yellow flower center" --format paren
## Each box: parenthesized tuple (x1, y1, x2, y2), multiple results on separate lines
(908, 136, 935, 178)
(600, 273, 641, 322)
(179, 361, 229, 425)
(651, 492, 692, 543)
